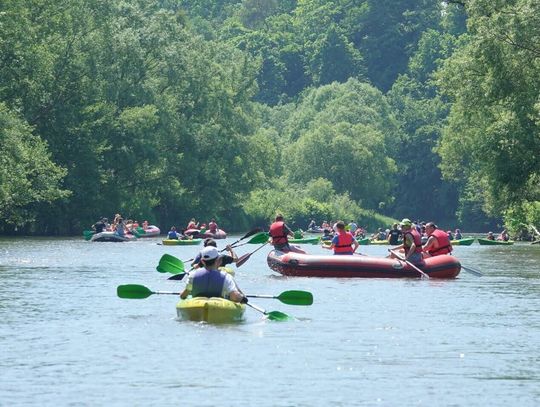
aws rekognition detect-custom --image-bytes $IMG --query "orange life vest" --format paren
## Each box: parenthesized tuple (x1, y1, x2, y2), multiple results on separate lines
(334, 231, 354, 254)
(269, 221, 288, 245)
(427, 229, 453, 256)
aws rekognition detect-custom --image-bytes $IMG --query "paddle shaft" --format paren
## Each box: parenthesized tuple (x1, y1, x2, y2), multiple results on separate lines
(236, 242, 269, 267)
(390, 249, 429, 279)
(461, 265, 483, 277)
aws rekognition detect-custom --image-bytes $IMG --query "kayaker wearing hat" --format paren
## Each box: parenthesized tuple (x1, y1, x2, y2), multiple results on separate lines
(180, 246, 246, 303)
(389, 218, 425, 266)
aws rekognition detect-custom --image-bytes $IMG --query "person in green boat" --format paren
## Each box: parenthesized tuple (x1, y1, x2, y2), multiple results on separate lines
(486, 231, 495, 240)
(497, 229, 510, 241)
(167, 226, 181, 240)
(454, 229, 463, 240)
(180, 246, 246, 303)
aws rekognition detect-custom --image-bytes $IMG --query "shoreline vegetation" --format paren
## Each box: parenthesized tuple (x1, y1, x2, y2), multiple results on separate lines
(1, 1, 538, 238)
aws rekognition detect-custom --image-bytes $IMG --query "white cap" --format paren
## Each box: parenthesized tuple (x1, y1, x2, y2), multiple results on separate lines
(200, 246, 219, 261)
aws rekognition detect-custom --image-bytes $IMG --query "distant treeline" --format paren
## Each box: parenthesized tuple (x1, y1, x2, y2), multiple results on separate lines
(0, 0, 538, 236)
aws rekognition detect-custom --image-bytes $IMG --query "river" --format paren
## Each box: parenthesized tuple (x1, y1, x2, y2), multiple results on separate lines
(1, 236, 539, 406)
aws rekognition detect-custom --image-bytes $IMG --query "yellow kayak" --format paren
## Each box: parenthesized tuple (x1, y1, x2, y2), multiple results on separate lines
(176, 297, 246, 323)
(162, 238, 202, 245)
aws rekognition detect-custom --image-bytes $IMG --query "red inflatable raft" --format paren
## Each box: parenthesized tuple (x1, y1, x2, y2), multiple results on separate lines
(267, 250, 461, 279)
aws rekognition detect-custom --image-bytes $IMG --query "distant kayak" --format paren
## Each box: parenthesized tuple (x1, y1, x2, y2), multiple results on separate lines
(161, 238, 202, 246)
(477, 238, 514, 246)
(451, 238, 475, 246)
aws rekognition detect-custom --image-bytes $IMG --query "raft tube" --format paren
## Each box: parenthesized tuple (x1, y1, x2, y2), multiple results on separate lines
(267, 250, 461, 279)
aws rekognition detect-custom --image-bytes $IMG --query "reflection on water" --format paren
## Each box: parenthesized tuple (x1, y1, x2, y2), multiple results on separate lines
(0, 237, 539, 406)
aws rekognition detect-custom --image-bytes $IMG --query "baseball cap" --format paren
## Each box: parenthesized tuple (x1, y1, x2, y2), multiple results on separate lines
(400, 218, 412, 227)
(200, 246, 219, 261)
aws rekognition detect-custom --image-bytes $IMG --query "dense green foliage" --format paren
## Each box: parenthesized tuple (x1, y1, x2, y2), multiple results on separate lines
(0, 0, 538, 236)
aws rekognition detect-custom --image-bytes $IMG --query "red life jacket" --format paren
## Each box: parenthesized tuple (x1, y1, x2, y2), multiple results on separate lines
(334, 231, 354, 254)
(428, 229, 453, 256)
(403, 229, 423, 253)
(269, 221, 288, 245)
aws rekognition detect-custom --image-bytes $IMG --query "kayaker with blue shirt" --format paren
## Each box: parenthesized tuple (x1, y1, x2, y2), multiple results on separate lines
(180, 246, 246, 303)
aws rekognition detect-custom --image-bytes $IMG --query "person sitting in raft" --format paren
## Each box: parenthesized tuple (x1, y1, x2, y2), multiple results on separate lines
(167, 226, 180, 240)
(92, 217, 107, 234)
(186, 218, 198, 230)
(208, 219, 218, 234)
(141, 220, 149, 230)
(180, 246, 246, 303)
(422, 222, 453, 258)
(307, 219, 316, 230)
(269, 214, 306, 253)
(486, 231, 495, 240)
(323, 221, 359, 255)
(387, 223, 402, 245)
(389, 218, 425, 266)
(191, 238, 238, 269)
(114, 218, 128, 237)
(454, 229, 463, 240)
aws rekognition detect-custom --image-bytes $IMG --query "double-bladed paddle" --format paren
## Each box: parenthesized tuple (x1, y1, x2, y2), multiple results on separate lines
(116, 284, 307, 321)
(117, 284, 313, 306)
(245, 302, 291, 321)
(235, 241, 270, 267)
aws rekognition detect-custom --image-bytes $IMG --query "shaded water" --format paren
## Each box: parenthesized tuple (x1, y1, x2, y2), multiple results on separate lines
(1, 236, 539, 406)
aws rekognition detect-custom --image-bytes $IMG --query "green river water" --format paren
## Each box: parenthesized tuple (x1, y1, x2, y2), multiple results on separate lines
(1, 236, 539, 406)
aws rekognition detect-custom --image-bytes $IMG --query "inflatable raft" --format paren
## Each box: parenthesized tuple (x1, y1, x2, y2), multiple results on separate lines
(135, 225, 160, 237)
(267, 250, 461, 279)
(176, 297, 245, 323)
(185, 228, 227, 239)
(90, 231, 136, 242)
(162, 238, 202, 246)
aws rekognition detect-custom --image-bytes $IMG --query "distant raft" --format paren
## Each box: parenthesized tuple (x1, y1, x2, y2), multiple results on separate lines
(477, 238, 514, 246)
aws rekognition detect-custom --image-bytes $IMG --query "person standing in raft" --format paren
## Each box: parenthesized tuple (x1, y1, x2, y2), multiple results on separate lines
(323, 221, 359, 255)
(389, 218, 425, 266)
(422, 222, 453, 258)
(114, 218, 128, 237)
(180, 246, 246, 303)
(269, 214, 306, 253)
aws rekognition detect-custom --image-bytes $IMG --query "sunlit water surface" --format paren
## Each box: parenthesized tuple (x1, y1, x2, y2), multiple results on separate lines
(1, 236, 539, 406)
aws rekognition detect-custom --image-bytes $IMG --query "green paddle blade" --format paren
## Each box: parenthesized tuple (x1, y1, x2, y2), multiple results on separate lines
(266, 311, 291, 321)
(117, 284, 154, 299)
(248, 232, 269, 244)
(277, 290, 313, 306)
(157, 254, 185, 274)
